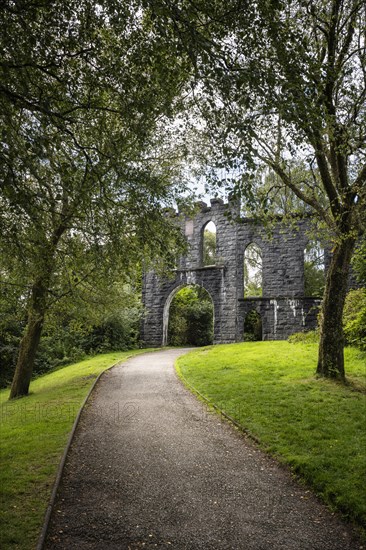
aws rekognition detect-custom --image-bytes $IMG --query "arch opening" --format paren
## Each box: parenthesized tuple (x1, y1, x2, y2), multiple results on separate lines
(244, 243, 263, 297)
(244, 310, 262, 341)
(202, 221, 217, 266)
(304, 240, 325, 297)
(163, 285, 214, 346)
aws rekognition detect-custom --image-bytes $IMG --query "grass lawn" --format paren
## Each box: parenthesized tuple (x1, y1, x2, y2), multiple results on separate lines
(0, 349, 153, 550)
(176, 341, 366, 533)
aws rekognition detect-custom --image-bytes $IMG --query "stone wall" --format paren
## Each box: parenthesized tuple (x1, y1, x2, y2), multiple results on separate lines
(141, 199, 323, 346)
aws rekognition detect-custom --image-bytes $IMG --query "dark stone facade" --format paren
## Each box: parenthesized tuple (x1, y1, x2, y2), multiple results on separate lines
(142, 198, 322, 346)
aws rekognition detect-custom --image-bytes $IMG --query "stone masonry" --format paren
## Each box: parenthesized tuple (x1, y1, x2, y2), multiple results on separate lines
(141, 198, 322, 346)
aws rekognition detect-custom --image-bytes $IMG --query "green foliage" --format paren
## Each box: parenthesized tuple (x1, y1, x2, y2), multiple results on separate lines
(353, 241, 366, 285)
(288, 330, 320, 344)
(177, 342, 366, 530)
(244, 243, 262, 297)
(244, 282, 262, 297)
(0, 281, 143, 388)
(185, 300, 214, 346)
(202, 228, 217, 266)
(0, 282, 27, 387)
(0, 329, 22, 388)
(244, 310, 262, 341)
(33, 309, 141, 378)
(304, 262, 325, 297)
(84, 309, 141, 354)
(168, 286, 213, 346)
(0, 0, 195, 396)
(304, 241, 325, 297)
(181, 0, 366, 231)
(291, 288, 366, 350)
(343, 289, 366, 351)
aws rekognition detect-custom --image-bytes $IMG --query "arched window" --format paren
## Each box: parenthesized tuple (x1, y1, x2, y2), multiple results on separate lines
(244, 310, 262, 341)
(244, 243, 262, 297)
(202, 221, 217, 266)
(304, 240, 325, 297)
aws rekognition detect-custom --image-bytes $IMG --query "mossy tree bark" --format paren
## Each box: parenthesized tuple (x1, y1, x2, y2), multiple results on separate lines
(9, 277, 50, 399)
(317, 234, 356, 380)
(9, 227, 62, 400)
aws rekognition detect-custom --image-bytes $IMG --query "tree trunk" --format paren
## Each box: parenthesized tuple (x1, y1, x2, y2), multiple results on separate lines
(317, 235, 356, 380)
(9, 280, 48, 399)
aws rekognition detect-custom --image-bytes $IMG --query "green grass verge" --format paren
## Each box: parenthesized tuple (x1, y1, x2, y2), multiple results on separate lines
(176, 341, 366, 532)
(0, 349, 154, 550)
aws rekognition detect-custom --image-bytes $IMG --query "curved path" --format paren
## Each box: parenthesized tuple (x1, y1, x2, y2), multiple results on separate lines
(44, 349, 361, 549)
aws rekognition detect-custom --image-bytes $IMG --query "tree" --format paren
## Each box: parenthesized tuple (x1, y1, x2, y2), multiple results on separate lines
(148, 0, 366, 380)
(0, 1, 192, 398)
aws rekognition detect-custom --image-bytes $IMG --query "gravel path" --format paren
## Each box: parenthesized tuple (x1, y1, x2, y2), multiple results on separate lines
(44, 349, 362, 549)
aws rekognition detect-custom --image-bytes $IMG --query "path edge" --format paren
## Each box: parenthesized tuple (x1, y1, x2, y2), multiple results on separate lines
(175, 358, 366, 544)
(36, 350, 155, 550)
(175, 358, 260, 446)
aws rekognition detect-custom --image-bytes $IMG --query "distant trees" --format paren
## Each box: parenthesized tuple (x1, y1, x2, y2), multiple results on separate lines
(244, 311, 262, 342)
(244, 244, 263, 297)
(304, 241, 325, 297)
(202, 224, 217, 266)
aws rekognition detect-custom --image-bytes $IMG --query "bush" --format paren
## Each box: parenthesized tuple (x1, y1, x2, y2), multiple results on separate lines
(343, 288, 366, 350)
(288, 330, 320, 344)
(0, 330, 22, 388)
(0, 307, 143, 388)
(0, 285, 27, 387)
(244, 310, 262, 341)
(168, 286, 214, 346)
(185, 300, 214, 346)
(84, 309, 141, 353)
(352, 241, 366, 284)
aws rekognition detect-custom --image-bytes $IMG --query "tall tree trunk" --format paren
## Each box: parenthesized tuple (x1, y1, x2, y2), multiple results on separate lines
(317, 235, 356, 380)
(9, 279, 48, 399)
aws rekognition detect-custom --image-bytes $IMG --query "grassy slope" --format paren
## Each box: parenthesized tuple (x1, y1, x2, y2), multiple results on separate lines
(176, 341, 366, 531)
(0, 349, 153, 550)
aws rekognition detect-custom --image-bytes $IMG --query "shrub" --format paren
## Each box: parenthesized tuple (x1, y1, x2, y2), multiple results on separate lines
(288, 330, 320, 344)
(244, 310, 262, 341)
(0, 330, 22, 387)
(352, 241, 366, 284)
(85, 308, 141, 353)
(168, 286, 214, 346)
(343, 288, 366, 350)
(1, 307, 143, 388)
(185, 300, 214, 346)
